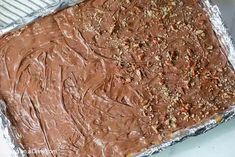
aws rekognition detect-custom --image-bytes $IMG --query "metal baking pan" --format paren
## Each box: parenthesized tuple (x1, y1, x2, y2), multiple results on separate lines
(0, 0, 235, 156)
(0, 0, 84, 36)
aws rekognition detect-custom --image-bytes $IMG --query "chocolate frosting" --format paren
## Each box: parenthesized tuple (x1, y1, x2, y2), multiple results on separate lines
(0, 0, 235, 156)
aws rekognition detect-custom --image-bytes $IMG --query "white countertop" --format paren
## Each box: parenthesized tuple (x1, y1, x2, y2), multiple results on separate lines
(155, 118, 235, 157)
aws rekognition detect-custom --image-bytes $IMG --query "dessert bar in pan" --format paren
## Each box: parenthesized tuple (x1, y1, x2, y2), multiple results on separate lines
(0, 0, 235, 156)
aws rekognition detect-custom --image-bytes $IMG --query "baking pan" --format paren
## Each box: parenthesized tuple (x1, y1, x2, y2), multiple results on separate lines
(0, 0, 234, 156)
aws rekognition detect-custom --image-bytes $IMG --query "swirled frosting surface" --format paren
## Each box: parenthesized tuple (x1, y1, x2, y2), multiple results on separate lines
(0, 0, 235, 156)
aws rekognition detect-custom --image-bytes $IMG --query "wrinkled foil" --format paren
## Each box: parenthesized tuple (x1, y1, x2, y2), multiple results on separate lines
(0, 0, 84, 36)
(0, 100, 26, 157)
(0, 0, 235, 157)
(137, 0, 235, 156)
(0, 0, 85, 156)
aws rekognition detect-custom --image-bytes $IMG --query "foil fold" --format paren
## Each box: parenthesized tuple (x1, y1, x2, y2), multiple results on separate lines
(0, 0, 235, 157)
(0, 1, 84, 156)
(137, 0, 235, 156)
(0, 0, 84, 36)
(0, 100, 26, 157)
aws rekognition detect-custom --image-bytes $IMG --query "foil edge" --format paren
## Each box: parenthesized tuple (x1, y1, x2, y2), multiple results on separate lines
(0, 100, 26, 157)
(0, 0, 235, 157)
(0, 0, 84, 36)
(0, 0, 84, 156)
(137, 0, 235, 156)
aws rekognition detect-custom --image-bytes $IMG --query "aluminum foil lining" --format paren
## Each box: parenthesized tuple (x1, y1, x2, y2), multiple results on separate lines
(0, 0, 235, 157)
(0, 100, 26, 157)
(0, 0, 84, 156)
(137, 0, 235, 156)
(0, 0, 84, 36)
